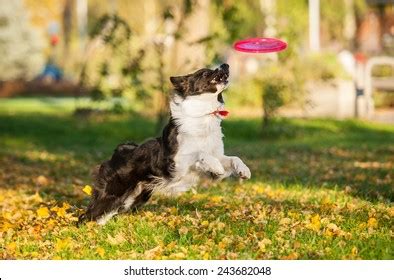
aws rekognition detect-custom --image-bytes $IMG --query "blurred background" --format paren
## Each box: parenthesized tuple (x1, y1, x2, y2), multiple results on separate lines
(0, 0, 393, 126)
(1, 1, 393, 260)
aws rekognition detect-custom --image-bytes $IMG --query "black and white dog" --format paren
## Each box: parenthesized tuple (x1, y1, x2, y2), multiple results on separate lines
(78, 63, 251, 225)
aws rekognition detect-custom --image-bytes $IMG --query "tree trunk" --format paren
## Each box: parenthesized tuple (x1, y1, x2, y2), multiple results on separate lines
(62, 0, 73, 70)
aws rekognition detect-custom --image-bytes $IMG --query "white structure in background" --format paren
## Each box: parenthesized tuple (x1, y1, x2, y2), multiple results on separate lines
(309, 0, 320, 52)
(76, 0, 88, 52)
(364, 56, 394, 117)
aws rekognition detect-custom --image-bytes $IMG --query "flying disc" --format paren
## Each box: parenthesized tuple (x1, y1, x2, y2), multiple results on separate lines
(233, 37, 287, 53)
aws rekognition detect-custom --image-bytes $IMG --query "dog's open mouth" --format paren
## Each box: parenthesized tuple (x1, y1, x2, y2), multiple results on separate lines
(210, 64, 229, 86)
(211, 73, 228, 85)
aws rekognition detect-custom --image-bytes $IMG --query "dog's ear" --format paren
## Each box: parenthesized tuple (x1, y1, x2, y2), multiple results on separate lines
(170, 76, 188, 95)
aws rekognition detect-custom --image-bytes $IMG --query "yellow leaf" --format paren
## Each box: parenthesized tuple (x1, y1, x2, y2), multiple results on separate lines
(170, 252, 185, 259)
(55, 239, 70, 251)
(279, 217, 291, 225)
(107, 233, 126, 245)
(62, 202, 71, 210)
(258, 238, 272, 252)
(351, 246, 358, 256)
(253, 185, 264, 194)
(293, 241, 301, 249)
(178, 226, 189, 235)
(166, 241, 176, 250)
(307, 214, 321, 231)
(96, 247, 105, 258)
(281, 252, 299, 260)
(209, 196, 223, 203)
(167, 220, 176, 228)
(144, 246, 162, 259)
(36, 207, 50, 218)
(324, 229, 333, 237)
(367, 217, 378, 228)
(218, 241, 227, 250)
(6, 242, 17, 252)
(388, 207, 394, 217)
(47, 219, 56, 229)
(326, 223, 339, 232)
(82, 185, 93, 196)
(51, 203, 70, 218)
(201, 220, 209, 227)
(56, 207, 67, 217)
(358, 222, 366, 230)
(168, 207, 178, 215)
(29, 192, 43, 203)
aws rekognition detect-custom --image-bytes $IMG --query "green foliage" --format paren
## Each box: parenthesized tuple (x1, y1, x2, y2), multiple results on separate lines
(373, 90, 394, 109)
(320, 0, 347, 42)
(212, 0, 262, 44)
(254, 61, 306, 126)
(276, 0, 309, 59)
(372, 65, 394, 78)
(79, 14, 147, 111)
(90, 14, 132, 47)
(301, 52, 351, 81)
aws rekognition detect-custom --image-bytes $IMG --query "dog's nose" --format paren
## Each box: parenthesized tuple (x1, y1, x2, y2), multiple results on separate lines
(220, 63, 229, 71)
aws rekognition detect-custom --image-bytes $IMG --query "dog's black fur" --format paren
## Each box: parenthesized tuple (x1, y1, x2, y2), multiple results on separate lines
(78, 64, 230, 225)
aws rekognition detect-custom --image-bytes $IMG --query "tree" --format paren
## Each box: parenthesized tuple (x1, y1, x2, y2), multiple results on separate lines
(0, 0, 44, 80)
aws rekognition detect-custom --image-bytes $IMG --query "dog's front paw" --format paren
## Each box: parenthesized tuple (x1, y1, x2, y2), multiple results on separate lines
(196, 156, 225, 177)
(232, 157, 251, 179)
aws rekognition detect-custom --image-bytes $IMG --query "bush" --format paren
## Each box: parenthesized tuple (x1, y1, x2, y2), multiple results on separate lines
(252, 53, 349, 127)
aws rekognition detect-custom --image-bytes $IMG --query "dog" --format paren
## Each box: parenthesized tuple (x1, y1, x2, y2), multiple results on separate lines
(78, 63, 251, 225)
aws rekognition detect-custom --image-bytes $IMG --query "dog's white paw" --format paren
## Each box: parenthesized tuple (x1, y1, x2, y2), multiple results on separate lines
(196, 156, 225, 176)
(232, 157, 251, 179)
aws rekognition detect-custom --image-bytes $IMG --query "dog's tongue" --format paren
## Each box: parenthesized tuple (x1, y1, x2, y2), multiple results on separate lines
(213, 109, 229, 118)
(217, 110, 229, 117)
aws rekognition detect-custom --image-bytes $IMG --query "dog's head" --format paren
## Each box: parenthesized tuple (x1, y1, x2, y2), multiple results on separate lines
(170, 63, 229, 98)
(169, 64, 229, 119)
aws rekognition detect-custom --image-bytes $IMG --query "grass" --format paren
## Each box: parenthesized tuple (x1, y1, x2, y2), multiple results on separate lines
(0, 97, 393, 260)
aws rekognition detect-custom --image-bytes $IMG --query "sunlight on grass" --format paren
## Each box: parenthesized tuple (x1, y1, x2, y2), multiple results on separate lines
(0, 98, 393, 260)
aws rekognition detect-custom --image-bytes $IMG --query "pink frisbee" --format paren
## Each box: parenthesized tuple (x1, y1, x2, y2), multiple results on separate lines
(233, 37, 287, 53)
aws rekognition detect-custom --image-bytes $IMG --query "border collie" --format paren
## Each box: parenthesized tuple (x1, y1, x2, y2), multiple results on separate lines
(78, 63, 251, 225)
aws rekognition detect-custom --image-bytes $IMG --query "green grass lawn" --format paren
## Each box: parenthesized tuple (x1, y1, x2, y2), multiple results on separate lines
(0, 97, 393, 260)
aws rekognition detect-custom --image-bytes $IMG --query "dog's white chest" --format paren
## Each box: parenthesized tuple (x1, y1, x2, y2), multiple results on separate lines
(165, 115, 224, 193)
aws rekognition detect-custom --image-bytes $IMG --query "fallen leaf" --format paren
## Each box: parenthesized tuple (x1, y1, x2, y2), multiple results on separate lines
(82, 185, 93, 196)
(281, 252, 299, 260)
(307, 214, 321, 231)
(201, 220, 209, 227)
(279, 217, 291, 225)
(367, 217, 378, 228)
(36, 175, 49, 186)
(36, 207, 50, 218)
(96, 247, 105, 258)
(209, 196, 223, 203)
(178, 226, 189, 235)
(55, 239, 70, 251)
(107, 233, 126, 245)
(6, 242, 17, 252)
